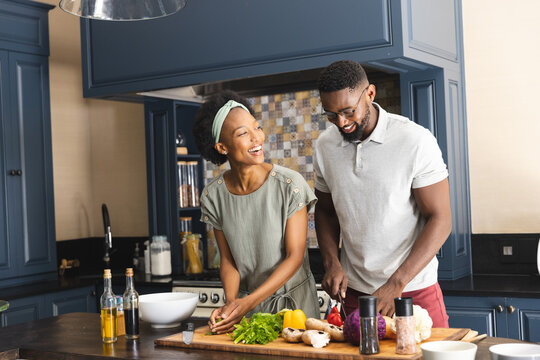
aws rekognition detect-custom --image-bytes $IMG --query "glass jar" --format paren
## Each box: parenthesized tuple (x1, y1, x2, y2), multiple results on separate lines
(179, 217, 192, 243)
(176, 130, 187, 155)
(150, 235, 172, 276)
(187, 161, 200, 207)
(394, 297, 416, 354)
(182, 233, 202, 274)
(115, 296, 125, 336)
(358, 296, 380, 355)
(178, 161, 188, 208)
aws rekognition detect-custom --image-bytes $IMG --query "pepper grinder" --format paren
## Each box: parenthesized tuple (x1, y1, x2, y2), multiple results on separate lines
(358, 296, 380, 355)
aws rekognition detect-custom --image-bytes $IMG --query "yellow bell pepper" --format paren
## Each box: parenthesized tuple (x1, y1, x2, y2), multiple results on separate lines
(282, 309, 306, 330)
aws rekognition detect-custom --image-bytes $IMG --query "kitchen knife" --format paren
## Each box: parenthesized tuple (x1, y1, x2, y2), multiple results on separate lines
(338, 292, 347, 318)
(182, 322, 195, 345)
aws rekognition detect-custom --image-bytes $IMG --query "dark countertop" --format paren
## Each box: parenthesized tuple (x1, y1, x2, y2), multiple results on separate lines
(0, 312, 527, 360)
(440, 274, 540, 298)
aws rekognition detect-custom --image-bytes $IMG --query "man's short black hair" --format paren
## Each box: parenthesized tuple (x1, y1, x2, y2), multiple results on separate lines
(192, 90, 254, 165)
(317, 60, 369, 93)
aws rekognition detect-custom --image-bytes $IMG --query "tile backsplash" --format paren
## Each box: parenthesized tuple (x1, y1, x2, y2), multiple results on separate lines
(204, 77, 400, 247)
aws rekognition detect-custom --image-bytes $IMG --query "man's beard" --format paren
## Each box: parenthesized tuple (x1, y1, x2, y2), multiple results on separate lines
(339, 106, 371, 143)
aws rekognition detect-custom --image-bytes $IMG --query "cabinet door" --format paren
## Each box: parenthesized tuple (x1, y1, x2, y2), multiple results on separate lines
(45, 286, 97, 317)
(7, 52, 56, 277)
(445, 296, 505, 337)
(0, 50, 14, 280)
(506, 297, 540, 342)
(0, 296, 44, 327)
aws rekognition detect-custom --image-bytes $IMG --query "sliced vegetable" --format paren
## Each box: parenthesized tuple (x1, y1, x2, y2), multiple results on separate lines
(327, 307, 343, 327)
(282, 309, 307, 330)
(230, 312, 284, 345)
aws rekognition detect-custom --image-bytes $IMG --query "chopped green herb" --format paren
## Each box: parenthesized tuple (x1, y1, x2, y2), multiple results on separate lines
(230, 312, 284, 345)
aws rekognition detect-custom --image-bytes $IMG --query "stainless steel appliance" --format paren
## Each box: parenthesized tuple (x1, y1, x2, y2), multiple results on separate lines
(173, 279, 331, 319)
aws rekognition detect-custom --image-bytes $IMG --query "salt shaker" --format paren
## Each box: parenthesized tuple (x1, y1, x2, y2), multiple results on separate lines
(358, 296, 380, 355)
(394, 297, 417, 354)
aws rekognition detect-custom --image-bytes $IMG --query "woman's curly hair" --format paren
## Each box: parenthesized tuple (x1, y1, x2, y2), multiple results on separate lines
(192, 90, 254, 165)
(317, 60, 368, 93)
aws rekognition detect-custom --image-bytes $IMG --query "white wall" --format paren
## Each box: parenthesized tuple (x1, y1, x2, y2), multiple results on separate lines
(40, 1, 148, 240)
(462, 0, 540, 233)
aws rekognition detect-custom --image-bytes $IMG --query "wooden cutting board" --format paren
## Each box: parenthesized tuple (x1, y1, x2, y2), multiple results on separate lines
(155, 326, 469, 359)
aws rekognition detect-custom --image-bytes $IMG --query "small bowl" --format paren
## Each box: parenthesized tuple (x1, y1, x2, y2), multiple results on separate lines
(421, 341, 477, 360)
(139, 292, 198, 328)
(489, 343, 540, 360)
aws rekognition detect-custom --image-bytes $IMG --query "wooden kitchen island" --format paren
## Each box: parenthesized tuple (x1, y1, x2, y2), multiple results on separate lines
(0, 313, 525, 359)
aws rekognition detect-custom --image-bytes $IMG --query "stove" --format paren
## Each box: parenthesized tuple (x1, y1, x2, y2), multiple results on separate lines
(173, 277, 331, 319)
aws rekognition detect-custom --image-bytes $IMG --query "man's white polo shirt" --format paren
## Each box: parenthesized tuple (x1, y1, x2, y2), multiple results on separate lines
(313, 103, 448, 294)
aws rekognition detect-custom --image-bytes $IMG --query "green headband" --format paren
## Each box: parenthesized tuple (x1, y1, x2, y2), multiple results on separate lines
(212, 100, 249, 144)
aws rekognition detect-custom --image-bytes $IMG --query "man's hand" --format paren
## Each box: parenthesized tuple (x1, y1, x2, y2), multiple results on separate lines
(372, 278, 404, 316)
(208, 297, 253, 334)
(322, 262, 348, 300)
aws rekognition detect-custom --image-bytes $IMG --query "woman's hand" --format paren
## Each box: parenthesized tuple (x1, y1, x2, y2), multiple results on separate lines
(208, 297, 254, 334)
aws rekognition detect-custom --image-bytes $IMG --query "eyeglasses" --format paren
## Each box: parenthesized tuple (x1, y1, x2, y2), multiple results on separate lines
(322, 85, 370, 121)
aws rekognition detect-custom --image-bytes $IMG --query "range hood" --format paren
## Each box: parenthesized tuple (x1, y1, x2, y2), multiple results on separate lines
(137, 66, 392, 102)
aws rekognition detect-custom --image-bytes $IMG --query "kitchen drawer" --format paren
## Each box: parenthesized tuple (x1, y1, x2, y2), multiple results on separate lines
(0, 286, 97, 327)
(0, 295, 44, 327)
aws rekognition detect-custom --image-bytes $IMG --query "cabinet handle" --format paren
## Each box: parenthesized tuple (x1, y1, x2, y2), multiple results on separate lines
(507, 305, 515, 314)
(9, 170, 16, 176)
(16, 170, 22, 176)
(496, 305, 504, 313)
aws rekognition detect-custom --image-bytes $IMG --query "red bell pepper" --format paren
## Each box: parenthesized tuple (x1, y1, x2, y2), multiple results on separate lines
(327, 306, 343, 327)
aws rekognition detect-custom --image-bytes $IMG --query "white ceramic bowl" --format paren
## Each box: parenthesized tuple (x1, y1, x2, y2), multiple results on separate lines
(421, 341, 477, 360)
(139, 292, 198, 328)
(490, 343, 540, 360)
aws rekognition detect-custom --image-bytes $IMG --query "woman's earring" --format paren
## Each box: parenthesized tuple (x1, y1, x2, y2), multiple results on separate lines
(223, 151, 227, 155)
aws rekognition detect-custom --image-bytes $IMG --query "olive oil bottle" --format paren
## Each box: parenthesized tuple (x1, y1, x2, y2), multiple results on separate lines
(123, 268, 140, 340)
(100, 269, 117, 343)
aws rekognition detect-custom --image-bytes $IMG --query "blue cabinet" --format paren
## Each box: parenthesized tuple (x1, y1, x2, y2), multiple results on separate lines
(0, 295, 44, 327)
(1, 286, 97, 327)
(0, 0, 56, 287)
(45, 287, 98, 317)
(445, 296, 540, 342)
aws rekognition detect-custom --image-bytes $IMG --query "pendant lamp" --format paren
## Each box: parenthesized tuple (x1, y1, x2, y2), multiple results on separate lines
(59, 0, 188, 21)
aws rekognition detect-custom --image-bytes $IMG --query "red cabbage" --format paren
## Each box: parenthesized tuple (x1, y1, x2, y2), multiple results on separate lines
(343, 309, 386, 344)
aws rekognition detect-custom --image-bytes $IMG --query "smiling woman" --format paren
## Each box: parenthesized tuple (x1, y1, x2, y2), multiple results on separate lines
(191, 90, 319, 334)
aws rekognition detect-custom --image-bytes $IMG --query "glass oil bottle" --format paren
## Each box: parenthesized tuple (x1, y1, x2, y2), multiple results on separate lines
(100, 269, 117, 343)
(123, 267, 140, 340)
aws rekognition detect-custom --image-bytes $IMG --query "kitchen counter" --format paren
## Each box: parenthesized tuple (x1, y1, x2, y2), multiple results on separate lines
(440, 274, 540, 297)
(0, 313, 527, 360)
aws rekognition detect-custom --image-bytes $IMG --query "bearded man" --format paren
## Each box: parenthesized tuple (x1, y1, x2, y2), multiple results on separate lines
(313, 60, 451, 327)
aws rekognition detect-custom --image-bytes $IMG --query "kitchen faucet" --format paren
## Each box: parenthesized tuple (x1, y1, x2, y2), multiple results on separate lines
(102, 203, 112, 268)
